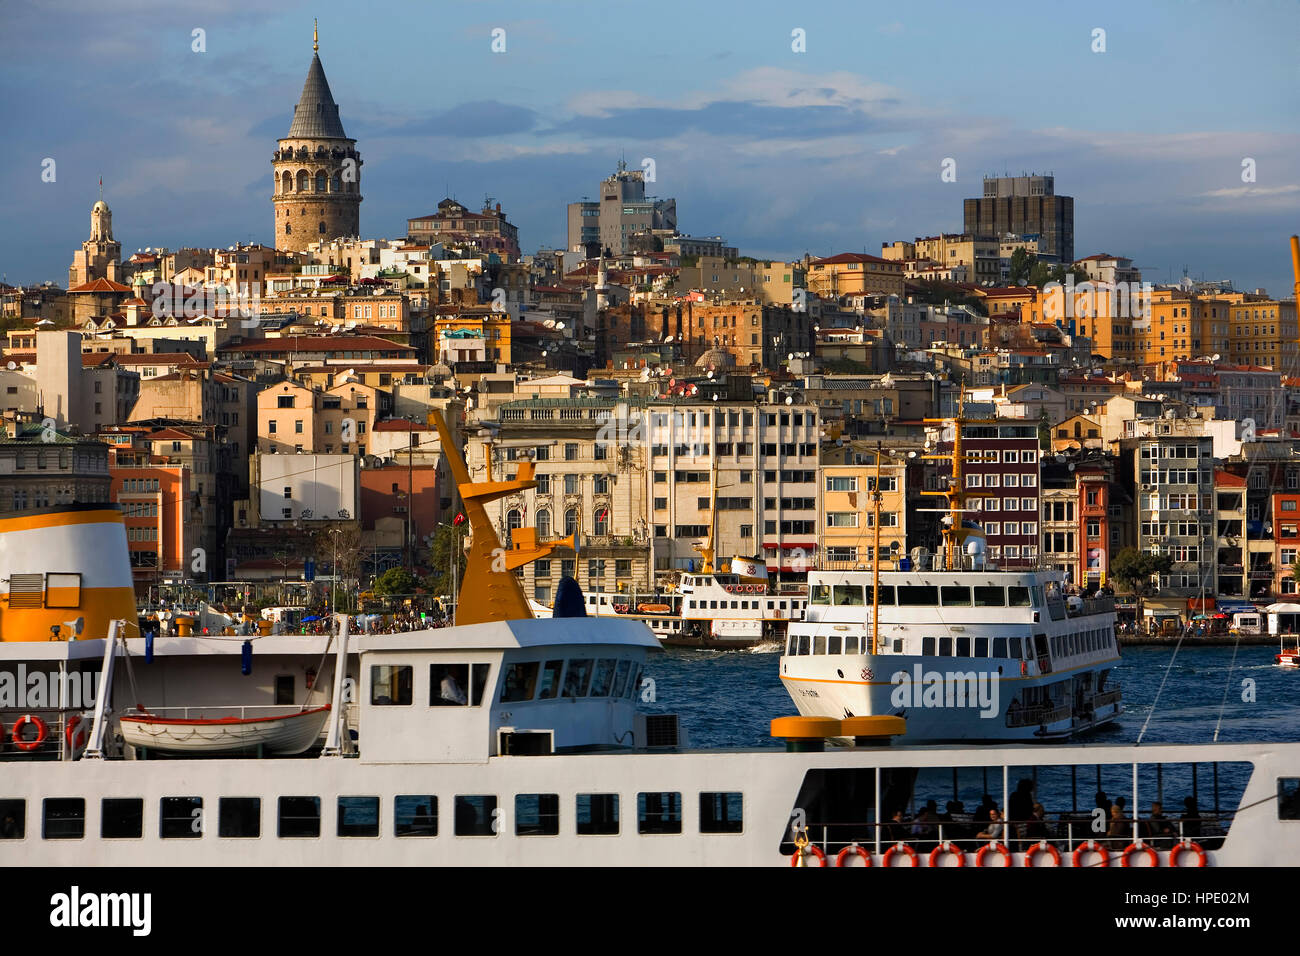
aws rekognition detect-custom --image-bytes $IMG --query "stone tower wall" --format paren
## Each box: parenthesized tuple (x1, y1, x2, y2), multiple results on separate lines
(272, 137, 362, 252)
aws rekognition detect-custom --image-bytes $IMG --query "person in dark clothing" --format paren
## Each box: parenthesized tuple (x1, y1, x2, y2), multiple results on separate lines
(1008, 779, 1035, 848)
(1180, 797, 1202, 839)
(1095, 790, 1112, 815)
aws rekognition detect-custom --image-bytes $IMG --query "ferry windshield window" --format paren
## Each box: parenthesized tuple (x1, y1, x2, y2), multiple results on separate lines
(218, 798, 261, 838)
(975, 637, 990, 656)
(1278, 780, 1300, 819)
(845, 636, 859, 654)
(563, 659, 594, 697)
(577, 794, 619, 835)
(898, 585, 938, 606)
(0, 799, 24, 839)
(637, 792, 682, 834)
(941, 586, 972, 607)
(589, 659, 617, 697)
(922, 637, 936, 656)
(43, 798, 84, 840)
(454, 795, 498, 836)
(394, 796, 437, 836)
(516, 794, 560, 836)
(1008, 587, 1032, 607)
(502, 661, 540, 701)
(101, 798, 143, 839)
(865, 585, 895, 605)
(834, 585, 864, 606)
(278, 797, 321, 838)
(337, 796, 380, 838)
(537, 660, 564, 699)
(810, 585, 831, 605)
(472, 664, 490, 705)
(430, 664, 469, 706)
(973, 586, 1005, 607)
(611, 660, 632, 697)
(370, 665, 412, 705)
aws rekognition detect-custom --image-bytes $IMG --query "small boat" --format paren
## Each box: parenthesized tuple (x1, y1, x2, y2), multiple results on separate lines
(1277, 635, 1300, 668)
(118, 705, 330, 756)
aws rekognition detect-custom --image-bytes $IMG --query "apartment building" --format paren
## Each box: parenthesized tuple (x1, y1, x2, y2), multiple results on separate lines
(805, 253, 905, 299)
(818, 449, 907, 569)
(257, 380, 383, 456)
(940, 421, 1042, 568)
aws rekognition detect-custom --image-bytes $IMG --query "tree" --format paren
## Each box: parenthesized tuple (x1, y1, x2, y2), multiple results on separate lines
(373, 567, 416, 597)
(422, 522, 467, 596)
(1110, 548, 1174, 597)
(1008, 247, 1034, 285)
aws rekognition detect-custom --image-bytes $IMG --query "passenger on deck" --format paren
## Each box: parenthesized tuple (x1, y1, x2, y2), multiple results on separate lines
(976, 808, 1004, 842)
(974, 794, 996, 824)
(1144, 801, 1175, 848)
(1024, 803, 1050, 843)
(1106, 804, 1128, 847)
(1008, 779, 1035, 846)
(1094, 790, 1112, 815)
(1179, 797, 1202, 839)
(886, 809, 908, 844)
(910, 808, 936, 850)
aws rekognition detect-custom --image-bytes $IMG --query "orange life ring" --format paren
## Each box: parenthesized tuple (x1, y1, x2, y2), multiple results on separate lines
(928, 842, 965, 867)
(976, 842, 1011, 867)
(1072, 840, 1110, 867)
(1023, 841, 1062, 867)
(882, 843, 919, 867)
(1121, 842, 1160, 867)
(614, 604, 629, 614)
(835, 844, 871, 867)
(790, 844, 827, 866)
(12, 714, 48, 752)
(1020, 660, 1028, 676)
(1168, 840, 1207, 867)
(66, 715, 88, 752)
(726, 585, 736, 593)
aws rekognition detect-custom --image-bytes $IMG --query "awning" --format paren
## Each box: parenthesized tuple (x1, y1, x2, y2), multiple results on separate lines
(1187, 597, 1215, 611)
(1265, 603, 1300, 614)
(763, 543, 817, 551)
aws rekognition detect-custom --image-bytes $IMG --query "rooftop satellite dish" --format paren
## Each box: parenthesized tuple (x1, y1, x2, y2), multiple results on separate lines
(711, 393, 718, 401)
(785, 395, 793, 406)
(707, 370, 714, 379)
(787, 352, 794, 361)
(640, 367, 650, 381)
(665, 335, 674, 343)
(5, 362, 14, 371)
(555, 322, 565, 331)
(1212, 353, 1221, 361)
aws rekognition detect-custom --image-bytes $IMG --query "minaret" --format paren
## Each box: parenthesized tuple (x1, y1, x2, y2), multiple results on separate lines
(272, 23, 362, 252)
(595, 253, 609, 311)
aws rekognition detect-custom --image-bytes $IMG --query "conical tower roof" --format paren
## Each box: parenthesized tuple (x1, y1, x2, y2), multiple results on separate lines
(287, 53, 348, 139)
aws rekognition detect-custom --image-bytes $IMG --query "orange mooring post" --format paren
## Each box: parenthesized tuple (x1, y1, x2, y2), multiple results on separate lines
(429, 409, 536, 625)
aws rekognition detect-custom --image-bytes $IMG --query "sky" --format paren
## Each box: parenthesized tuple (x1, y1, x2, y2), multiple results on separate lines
(1, 0, 1298, 295)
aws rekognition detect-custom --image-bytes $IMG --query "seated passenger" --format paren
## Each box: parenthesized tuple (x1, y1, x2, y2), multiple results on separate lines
(976, 808, 1004, 842)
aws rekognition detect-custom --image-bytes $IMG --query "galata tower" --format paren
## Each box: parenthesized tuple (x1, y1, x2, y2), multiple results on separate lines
(272, 23, 362, 252)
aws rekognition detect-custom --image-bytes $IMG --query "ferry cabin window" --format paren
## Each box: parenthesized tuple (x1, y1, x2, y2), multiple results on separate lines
(516, 794, 560, 836)
(956, 637, 971, 657)
(1277, 779, 1300, 819)
(337, 797, 380, 838)
(278, 797, 321, 838)
(1008, 586, 1032, 607)
(941, 586, 972, 607)
(975, 637, 989, 657)
(993, 638, 1009, 657)
(0, 799, 24, 839)
(590, 659, 618, 696)
(611, 659, 633, 698)
(101, 798, 143, 839)
(371, 665, 413, 705)
(429, 663, 490, 706)
(394, 796, 437, 836)
(628, 667, 643, 699)
(813, 635, 827, 655)
(218, 798, 261, 838)
(810, 585, 831, 605)
(828, 635, 842, 655)
(563, 659, 594, 697)
(637, 792, 683, 834)
(537, 660, 564, 699)
(501, 661, 539, 702)
(577, 794, 619, 835)
(700, 792, 744, 834)
(938, 637, 953, 656)
(845, 635, 859, 654)
(454, 796, 498, 836)
(897, 585, 938, 607)
(834, 585, 864, 606)
(43, 798, 84, 840)
(922, 637, 935, 655)
(864, 585, 895, 605)
(973, 586, 1005, 607)
(797, 635, 811, 655)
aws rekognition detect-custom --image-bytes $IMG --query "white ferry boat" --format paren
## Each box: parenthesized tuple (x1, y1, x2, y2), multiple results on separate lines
(1, 412, 1295, 867)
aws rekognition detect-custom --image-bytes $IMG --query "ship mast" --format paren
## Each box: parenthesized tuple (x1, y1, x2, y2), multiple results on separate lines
(921, 390, 967, 570)
(694, 451, 719, 574)
(871, 441, 883, 655)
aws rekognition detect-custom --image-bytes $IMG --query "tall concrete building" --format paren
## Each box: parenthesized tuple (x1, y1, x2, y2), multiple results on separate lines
(272, 26, 362, 252)
(963, 174, 1073, 264)
(566, 161, 677, 256)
